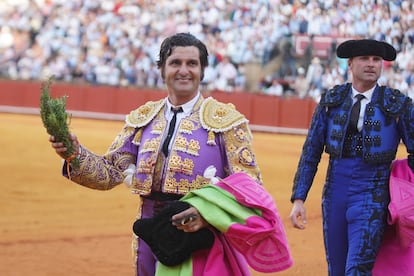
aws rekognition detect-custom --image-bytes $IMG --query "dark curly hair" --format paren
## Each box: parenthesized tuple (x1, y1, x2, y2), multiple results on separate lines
(157, 33, 209, 80)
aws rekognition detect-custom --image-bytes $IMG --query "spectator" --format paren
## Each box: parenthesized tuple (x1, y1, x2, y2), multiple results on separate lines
(306, 57, 323, 90)
(293, 67, 309, 98)
(0, 0, 412, 96)
(278, 36, 297, 78)
(265, 78, 284, 96)
(215, 55, 238, 92)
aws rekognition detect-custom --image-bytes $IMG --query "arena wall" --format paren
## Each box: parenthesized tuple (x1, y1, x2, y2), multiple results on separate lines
(0, 80, 317, 134)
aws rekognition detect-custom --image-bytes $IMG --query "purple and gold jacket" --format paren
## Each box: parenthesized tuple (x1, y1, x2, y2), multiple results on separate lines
(64, 96, 262, 195)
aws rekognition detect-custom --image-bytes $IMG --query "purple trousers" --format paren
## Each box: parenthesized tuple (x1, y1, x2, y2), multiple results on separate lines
(135, 197, 179, 276)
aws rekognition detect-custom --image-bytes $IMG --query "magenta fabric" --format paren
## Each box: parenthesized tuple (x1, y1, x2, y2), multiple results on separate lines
(215, 172, 293, 273)
(373, 159, 414, 275)
(185, 172, 292, 275)
(387, 159, 414, 247)
(192, 231, 251, 276)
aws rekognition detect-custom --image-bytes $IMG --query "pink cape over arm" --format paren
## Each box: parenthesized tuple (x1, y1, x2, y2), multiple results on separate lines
(373, 159, 414, 275)
(155, 172, 293, 276)
(186, 172, 293, 275)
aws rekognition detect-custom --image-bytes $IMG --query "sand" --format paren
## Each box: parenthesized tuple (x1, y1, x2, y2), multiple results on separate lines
(0, 113, 405, 275)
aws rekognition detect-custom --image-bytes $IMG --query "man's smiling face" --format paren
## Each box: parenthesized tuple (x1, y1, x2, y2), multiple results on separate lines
(163, 46, 202, 105)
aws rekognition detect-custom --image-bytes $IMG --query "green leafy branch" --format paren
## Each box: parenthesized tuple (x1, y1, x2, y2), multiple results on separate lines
(40, 76, 79, 168)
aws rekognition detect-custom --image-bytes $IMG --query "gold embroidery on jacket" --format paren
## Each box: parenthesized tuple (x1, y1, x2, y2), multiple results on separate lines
(69, 150, 135, 190)
(182, 158, 195, 175)
(175, 136, 188, 152)
(128, 96, 262, 195)
(200, 97, 248, 132)
(207, 130, 216, 145)
(164, 174, 210, 194)
(137, 154, 157, 174)
(167, 153, 194, 176)
(132, 128, 142, 146)
(151, 120, 166, 135)
(222, 123, 262, 183)
(187, 139, 200, 156)
(173, 136, 200, 156)
(130, 175, 152, 194)
(108, 126, 136, 152)
(179, 119, 196, 134)
(141, 137, 160, 153)
(169, 154, 181, 172)
(235, 127, 249, 141)
(240, 148, 254, 165)
(126, 99, 165, 128)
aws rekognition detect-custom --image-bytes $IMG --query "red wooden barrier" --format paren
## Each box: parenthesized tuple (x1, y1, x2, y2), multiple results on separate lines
(0, 80, 316, 132)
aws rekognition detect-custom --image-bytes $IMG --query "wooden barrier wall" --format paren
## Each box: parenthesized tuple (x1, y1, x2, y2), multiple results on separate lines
(0, 80, 317, 132)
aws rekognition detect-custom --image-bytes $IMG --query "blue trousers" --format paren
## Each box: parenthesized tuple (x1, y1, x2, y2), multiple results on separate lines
(322, 158, 390, 276)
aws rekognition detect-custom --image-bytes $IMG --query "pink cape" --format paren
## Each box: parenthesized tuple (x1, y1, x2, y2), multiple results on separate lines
(373, 159, 414, 275)
(185, 172, 293, 275)
(214, 172, 293, 273)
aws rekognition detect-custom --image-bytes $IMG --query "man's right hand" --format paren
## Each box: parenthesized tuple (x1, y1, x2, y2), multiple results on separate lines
(49, 134, 80, 161)
(289, 199, 307, 230)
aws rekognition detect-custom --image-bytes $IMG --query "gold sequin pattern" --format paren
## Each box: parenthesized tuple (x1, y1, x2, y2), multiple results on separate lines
(126, 99, 165, 128)
(132, 128, 142, 146)
(200, 97, 248, 132)
(235, 127, 249, 142)
(69, 149, 135, 190)
(164, 174, 210, 194)
(107, 126, 136, 153)
(207, 130, 216, 145)
(137, 155, 156, 174)
(166, 154, 195, 176)
(173, 136, 200, 156)
(240, 148, 254, 165)
(174, 136, 188, 152)
(187, 139, 200, 156)
(179, 119, 196, 134)
(151, 120, 166, 135)
(182, 157, 195, 175)
(130, 175, 152, 194)
(222, 123, 262, 183)
(140, 137, 161, 153)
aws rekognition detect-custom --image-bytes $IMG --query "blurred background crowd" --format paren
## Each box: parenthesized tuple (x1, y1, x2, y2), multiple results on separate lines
(0, 0, 413, 102)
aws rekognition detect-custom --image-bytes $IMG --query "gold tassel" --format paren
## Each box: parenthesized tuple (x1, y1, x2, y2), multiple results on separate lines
(133, 128, 143, 145)
(207, 130, 216, 145)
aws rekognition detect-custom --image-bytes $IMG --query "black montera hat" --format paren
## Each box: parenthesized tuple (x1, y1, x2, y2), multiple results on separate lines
(132, 201, 214, 266)
(336, 39, 397, 61)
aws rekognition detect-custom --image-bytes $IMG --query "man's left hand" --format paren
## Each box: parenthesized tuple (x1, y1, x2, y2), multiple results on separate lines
(172, 206, 208, 232)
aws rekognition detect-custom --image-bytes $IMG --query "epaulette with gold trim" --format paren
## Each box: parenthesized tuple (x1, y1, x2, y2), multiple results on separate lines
(200, 97, 248, 132)
(125, 99, 165, 128)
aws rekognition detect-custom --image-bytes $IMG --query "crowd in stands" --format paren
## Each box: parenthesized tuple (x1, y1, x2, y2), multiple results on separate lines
(0, 0, 414, 102)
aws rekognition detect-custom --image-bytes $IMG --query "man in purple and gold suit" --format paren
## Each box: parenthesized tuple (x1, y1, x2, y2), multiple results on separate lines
(49, 33, 264, 276)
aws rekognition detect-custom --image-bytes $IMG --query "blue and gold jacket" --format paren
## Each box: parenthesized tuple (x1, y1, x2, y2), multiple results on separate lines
(292, 83, 414, 201)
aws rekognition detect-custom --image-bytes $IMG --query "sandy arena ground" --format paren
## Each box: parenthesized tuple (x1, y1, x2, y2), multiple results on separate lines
(0, 113, 406, 276)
